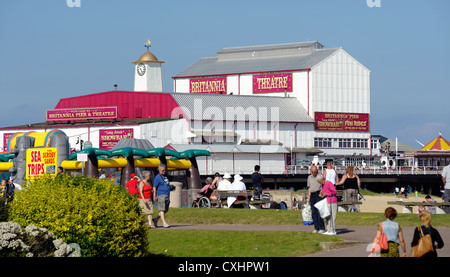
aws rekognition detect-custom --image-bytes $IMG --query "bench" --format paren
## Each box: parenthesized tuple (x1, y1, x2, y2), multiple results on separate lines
(387, 201, 450, 214)
(213, 190, 272, 209)
(294, 190, 362, 212)
(335, 190, 363, 212)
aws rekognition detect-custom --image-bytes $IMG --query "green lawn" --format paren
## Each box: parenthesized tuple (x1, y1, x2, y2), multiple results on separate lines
(148, 229, 343, 257)
(164, 207, 450, 227)
(146, 207, 450, 257)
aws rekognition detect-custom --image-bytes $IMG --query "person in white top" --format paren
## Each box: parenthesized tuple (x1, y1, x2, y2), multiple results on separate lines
(227, 174, 248, 208)
(324, 161, 338, 185)
(442, 163, 450, 213)
(217, 173, 232, 191)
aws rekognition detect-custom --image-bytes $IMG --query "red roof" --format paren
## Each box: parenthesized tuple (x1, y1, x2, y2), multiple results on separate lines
(54, 91, 181, 119)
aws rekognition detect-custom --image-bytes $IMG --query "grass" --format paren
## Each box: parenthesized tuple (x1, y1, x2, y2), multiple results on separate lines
(146, 191, 450, 257)
(163, 207, 450, 227)
(148, 229, 344, 257)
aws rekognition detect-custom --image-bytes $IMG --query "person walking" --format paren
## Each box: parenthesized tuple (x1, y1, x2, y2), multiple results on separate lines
(4, 177, 15, 204)
(138, 171, 155, 229)
(152, 165, 171, 228)
(442, 162, 450, 213)
(372, 207, 407, 257)
(336, 166, 361, 212)
(126, 173, 141, 196)
(411, 212, 444, 257)
(307, 165, 325, 233)
(251, 165, 264, 200)
(317, 175, 337, 235)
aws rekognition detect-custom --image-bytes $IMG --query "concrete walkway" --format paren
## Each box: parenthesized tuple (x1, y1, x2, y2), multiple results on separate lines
(165, 224, 450, 257)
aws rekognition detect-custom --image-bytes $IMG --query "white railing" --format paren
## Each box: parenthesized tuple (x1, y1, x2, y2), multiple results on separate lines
(202, 165, 445, 176)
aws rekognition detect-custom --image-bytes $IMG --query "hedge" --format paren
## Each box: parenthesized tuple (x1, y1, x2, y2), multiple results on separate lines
(8, 174, 149, 257)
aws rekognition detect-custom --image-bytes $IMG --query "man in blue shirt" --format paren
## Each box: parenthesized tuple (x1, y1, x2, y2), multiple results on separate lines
(153, 165, 171, 228)
(251, 165, 264, 200)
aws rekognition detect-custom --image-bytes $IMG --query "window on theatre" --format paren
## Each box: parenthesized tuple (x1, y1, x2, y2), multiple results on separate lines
(353, 139, 368, 149)
(314, 138, 332, 148)
(338, 138, 352, 148)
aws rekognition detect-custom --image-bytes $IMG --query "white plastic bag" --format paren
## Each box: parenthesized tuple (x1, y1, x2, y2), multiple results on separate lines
(314, 198, 330, 218)
(302, 203, 313, 225)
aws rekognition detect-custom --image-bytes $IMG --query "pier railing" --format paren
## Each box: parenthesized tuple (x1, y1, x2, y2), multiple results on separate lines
(204, 166, 445, 176)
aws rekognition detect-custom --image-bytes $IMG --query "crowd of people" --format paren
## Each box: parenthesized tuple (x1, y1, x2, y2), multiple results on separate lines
(307, 161, 361, 235)
(370, 207, 444, 257)
(125, 164, 173, 229)
(306, 161, 447, 257)
(193, 165, 265, 208)
(0, 177, 17, 204)
(125, 164, 265, 227)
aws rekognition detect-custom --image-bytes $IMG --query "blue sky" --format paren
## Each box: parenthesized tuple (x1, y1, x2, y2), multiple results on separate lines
(0, 0, 449, 148)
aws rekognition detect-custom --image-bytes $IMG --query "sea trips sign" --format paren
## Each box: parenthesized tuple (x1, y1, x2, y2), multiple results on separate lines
(315, 112, 370, 132)
(253, 73, 293, 93)
(190, 77, 227, 94)
(26, 148, 58, 179)
(46, 107, 118, 122)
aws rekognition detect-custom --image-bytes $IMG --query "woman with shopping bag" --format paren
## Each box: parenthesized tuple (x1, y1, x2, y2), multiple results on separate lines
(316, 175, 337, 235)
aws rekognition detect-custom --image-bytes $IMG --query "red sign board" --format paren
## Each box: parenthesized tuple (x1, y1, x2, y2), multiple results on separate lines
(190, 77, 227, 94)
(46, 107, 117, 122)
(315, 112, 370, 132)
(253, 73, 293, 93)
(99, 129, 134, 150)
(3, 133, 13, 152)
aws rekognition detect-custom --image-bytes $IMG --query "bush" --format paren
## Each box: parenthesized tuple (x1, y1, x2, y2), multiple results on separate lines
(0, 222, 72, 257)
(8, 175, 149, 257)
(0, 202, 9, 222)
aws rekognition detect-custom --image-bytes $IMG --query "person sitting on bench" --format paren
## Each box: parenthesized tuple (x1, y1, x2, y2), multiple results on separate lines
(227, 174, 248, 208)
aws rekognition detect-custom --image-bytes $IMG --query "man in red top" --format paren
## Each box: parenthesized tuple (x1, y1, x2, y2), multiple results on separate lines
(126, 173, 140, 195)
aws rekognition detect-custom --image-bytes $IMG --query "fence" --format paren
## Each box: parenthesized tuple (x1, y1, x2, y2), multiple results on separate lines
(202, 165, 446, 176)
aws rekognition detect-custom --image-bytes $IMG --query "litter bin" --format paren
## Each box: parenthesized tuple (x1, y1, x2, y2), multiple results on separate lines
(169, 182, 183, 208)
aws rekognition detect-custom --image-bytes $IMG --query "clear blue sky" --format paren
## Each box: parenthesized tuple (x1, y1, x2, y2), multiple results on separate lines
(0, 0, 449, 148)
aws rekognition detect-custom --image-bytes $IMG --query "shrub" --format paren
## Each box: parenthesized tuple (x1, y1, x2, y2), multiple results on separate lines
(8, 175, 149, 257)
(0, 222, 72, 257)
(0, 202, 9, 222)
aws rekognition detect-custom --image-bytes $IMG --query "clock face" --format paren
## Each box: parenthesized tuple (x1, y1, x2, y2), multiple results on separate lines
(137, 63, 146, 76)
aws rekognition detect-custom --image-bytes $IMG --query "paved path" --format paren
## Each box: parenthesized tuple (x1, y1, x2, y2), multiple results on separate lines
(164, 224, 450, 257)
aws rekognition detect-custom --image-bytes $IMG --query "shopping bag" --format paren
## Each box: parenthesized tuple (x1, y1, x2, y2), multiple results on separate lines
(314, 198, 330, 218)
(302, 204, 313, 225)
(378, 222, 388, 251)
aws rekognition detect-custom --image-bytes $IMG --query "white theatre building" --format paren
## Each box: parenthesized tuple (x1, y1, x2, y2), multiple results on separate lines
(0, 40, 374, 176)
(173, 41, 372, 168)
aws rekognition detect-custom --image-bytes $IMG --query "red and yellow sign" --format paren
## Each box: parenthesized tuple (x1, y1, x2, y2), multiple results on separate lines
(315, 112, 370, 132)
(190, 77, 227, 94)
(26, 148, 58, 179)
(253, 73, 292, 93)
(46, 107, 117, 122)
(99, 128, 134, 150)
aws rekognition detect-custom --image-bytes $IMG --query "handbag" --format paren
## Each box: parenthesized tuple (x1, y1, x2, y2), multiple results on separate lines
(411, 227, 434, 257)
(314, 198, 330, 218)
(378, 222, 388, 251)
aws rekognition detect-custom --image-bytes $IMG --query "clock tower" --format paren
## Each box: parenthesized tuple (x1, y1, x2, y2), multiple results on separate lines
(132, 40, 165, 92)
